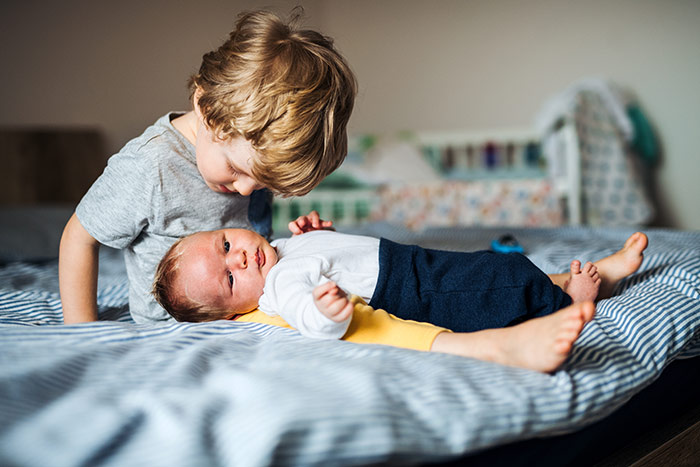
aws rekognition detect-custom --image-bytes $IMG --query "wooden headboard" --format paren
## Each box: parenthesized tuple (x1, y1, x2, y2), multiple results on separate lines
(0, 128, 107, 205)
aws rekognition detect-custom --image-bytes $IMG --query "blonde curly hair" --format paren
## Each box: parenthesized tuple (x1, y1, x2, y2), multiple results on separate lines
(189, 8, 357, 197)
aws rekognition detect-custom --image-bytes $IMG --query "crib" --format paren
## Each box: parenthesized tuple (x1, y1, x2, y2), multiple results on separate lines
(271, 122, 583, 233)
(272, 84, 656, 234)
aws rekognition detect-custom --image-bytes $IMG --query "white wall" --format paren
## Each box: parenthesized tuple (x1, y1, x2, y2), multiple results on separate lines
(318, 0, 700, 230)
(0, 0, 321, 153)
(2, 0, 698, 229)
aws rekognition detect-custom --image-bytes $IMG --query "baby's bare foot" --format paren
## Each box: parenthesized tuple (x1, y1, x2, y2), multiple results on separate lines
(595, 232, 648, 299)
(564, 260, 601, 303)
(499, 302, 596, 372)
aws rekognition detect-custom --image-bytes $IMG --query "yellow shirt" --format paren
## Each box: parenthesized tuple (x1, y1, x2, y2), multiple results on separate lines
(235, 295, 448, 352)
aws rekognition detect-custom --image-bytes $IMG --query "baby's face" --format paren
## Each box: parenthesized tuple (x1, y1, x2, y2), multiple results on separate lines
(175, 229, 278, 316)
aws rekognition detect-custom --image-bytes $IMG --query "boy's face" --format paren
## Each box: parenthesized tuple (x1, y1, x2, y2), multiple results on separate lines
(175, 228, 278, 316)
(194, 116, 265, 197)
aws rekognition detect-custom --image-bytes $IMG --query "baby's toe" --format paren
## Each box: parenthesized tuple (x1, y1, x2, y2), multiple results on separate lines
(570, 260, 581, 274)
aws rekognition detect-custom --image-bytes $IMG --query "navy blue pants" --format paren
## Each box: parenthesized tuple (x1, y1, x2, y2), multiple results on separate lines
(369, 238, 572, 333)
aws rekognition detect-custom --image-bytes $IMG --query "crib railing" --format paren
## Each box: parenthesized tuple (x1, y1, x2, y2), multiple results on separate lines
(270, 126, 582, 233)
(272, 188, 378, 233)
(414, 128, 545, 177)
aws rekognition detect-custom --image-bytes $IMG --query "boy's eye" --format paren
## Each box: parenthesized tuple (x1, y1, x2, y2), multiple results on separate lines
(224, 241, 230, 252)
(228, 271, 233, 287)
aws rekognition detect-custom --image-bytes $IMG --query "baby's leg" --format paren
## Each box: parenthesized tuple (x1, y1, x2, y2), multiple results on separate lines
(548, 232, 648, 300)
(431, 302, 595, 373)
(563, 260, 601, 302)
(594, 232, 648, 298)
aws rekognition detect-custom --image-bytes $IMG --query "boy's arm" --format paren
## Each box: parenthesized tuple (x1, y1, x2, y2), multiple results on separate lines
(59, 213, 101, 323)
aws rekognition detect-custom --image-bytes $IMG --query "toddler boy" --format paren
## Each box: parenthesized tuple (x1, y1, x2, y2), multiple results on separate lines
(59, 9, 356, 324)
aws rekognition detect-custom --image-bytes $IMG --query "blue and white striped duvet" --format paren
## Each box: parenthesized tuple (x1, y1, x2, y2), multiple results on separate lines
(1, 226, 698, 466)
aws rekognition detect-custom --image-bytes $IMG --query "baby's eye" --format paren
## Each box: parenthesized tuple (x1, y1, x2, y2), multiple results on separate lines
(228, 271, 233, 287)
(224, 241, 230, 252)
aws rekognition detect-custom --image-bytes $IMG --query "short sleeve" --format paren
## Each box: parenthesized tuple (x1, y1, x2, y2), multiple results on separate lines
(76, 148, 156, 249)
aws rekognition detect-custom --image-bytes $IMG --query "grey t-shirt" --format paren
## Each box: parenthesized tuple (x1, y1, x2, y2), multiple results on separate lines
(76, 112, 253, 323)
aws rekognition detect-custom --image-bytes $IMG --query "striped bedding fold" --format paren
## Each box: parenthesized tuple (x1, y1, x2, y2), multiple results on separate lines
(0, 227, 698, 466)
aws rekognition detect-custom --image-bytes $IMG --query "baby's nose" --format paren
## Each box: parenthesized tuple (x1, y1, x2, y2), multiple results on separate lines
(228, 250, 247, 269)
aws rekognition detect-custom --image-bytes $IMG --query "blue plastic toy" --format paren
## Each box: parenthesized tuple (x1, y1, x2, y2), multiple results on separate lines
(491, 234, 524, 254)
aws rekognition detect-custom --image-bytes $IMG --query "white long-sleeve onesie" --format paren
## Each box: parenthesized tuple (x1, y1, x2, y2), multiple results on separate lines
(257, 230, 380, 339)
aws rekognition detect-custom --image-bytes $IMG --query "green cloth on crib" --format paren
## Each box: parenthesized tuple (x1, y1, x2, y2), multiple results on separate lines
(627, 104, 659, 165)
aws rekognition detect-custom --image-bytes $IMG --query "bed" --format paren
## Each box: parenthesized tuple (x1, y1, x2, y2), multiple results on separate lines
(1, 206, 699, 466)
(1, 90, 695, 465)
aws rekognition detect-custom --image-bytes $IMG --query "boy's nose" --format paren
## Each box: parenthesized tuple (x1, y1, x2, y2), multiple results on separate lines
(233, 178, 260, 196)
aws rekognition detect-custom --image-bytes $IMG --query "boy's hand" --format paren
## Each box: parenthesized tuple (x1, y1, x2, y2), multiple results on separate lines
(313, 281, 353, 323)
(288, 210, 334, 235)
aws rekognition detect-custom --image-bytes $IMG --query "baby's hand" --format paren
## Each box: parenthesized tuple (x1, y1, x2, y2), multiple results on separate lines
(313, 281, 353, 323)
(288, 210, 334, 235)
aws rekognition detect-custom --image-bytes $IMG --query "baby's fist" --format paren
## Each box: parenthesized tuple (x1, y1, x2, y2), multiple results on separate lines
(313, 281, 353, 323)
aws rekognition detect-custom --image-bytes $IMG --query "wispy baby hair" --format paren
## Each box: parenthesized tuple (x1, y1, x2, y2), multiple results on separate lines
(152, 238, 231, 322)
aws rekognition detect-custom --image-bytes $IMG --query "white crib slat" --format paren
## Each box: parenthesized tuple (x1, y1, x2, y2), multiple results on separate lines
(562, 121, 582, 225)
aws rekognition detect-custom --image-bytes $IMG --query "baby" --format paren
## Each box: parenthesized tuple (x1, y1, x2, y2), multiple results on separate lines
(153, 228, 648, 372)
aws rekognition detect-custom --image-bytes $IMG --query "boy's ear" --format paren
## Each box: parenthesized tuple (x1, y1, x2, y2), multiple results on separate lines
(193, 87, 203, 118)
